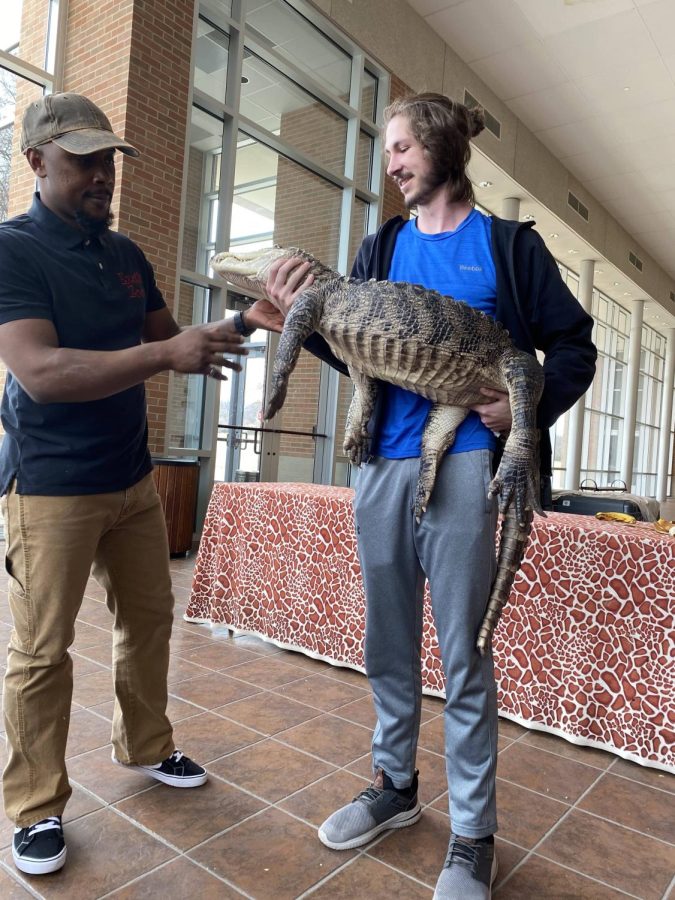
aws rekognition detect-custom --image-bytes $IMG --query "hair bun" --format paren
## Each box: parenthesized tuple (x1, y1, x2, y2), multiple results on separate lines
(468, 105, 485, 138)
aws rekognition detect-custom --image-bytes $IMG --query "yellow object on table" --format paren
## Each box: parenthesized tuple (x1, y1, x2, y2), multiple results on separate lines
(653, 518, 675, 535)
(595, 511, 636, 525)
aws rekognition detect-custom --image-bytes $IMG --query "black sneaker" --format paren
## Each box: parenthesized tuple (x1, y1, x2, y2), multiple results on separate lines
(318, 768, 421, 850)
(113, 749, 207, 787)
(433, 834, 498, 900)
(13, 816, 66, 875)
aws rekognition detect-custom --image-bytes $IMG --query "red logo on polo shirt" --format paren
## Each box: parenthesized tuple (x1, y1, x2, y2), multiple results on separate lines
(117, 271, 145, 299)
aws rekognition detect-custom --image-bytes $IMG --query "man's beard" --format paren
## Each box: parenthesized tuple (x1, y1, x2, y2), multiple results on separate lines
(74, 209, 114, 236)
(403, 165, 448, 209)
(404, 172, 445, 209)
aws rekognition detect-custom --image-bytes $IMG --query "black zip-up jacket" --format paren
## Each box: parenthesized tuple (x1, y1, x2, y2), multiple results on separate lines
(304, 214, 597, 480)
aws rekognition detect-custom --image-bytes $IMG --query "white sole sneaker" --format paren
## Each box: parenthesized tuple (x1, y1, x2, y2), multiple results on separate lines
(318, 802, 422, 850)
(112, 751, 208, 788)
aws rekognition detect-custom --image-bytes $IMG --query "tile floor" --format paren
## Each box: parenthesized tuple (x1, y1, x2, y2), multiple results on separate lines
(0, 551, 672, 899)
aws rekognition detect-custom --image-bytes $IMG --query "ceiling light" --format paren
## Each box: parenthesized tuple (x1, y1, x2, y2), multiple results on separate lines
(596, 269, 604, 275)
(478, 181, 492, 188)
(623, 86, 630, 92)
(549, 232, 559, 239)
(568, 249, 578, 254)
(623, 291, 631, 296)
(523, 214, 535, 221)
(613, 281, 620, 286)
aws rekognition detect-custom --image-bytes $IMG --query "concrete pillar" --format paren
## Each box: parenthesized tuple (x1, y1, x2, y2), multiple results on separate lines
(502, 197, 520, 221)
(656, 327, 675, 502)
(620, 299, 645, 490)
(564, 259, 594, 489)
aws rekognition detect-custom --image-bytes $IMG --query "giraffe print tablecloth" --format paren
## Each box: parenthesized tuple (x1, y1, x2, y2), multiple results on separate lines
(186, 481, 674, 773)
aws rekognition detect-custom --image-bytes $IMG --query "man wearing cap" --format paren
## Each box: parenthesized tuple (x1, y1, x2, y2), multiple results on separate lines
(0, 92, 271, 875)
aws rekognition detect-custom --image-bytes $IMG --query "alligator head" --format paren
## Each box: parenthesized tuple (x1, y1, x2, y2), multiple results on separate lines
(211, 246, 338, 298)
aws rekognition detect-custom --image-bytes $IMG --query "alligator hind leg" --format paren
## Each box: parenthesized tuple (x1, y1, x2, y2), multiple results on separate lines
(415, 404, 468, 520)
(489, 349, 544, 525)
(343, 369, 378, 466)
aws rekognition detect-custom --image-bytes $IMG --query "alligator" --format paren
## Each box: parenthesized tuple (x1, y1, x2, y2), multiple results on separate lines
(212, 246, 545, 655)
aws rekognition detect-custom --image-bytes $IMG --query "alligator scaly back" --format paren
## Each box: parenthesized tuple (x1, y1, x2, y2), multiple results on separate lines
(212, 245, 545, 655)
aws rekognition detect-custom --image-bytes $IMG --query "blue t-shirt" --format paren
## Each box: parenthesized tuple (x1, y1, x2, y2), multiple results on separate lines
(0, 194, 166, 495)
(373, 208, 499, 458)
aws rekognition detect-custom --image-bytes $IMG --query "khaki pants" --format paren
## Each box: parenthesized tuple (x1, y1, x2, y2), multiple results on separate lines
(2, 473, 175, 826)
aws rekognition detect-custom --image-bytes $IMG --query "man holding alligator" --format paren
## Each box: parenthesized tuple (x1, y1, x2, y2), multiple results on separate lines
(262, 92, 596, 899)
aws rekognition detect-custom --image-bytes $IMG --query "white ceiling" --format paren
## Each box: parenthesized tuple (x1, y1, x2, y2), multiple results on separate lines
(405, 0, 675, 331)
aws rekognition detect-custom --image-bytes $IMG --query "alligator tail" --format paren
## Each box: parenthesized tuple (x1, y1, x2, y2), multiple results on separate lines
(476, 506, 534, 656)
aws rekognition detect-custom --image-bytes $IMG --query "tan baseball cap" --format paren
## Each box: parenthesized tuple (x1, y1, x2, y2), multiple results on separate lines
(21, 92, 140, 157)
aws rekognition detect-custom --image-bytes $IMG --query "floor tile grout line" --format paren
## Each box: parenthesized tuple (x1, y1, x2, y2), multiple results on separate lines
(661, 871, 675, 900)
(98, 803, 258, 896)
(0, 858, 44, 899)
(501, 850, 644, 899)
(495, 755, 661, 897)
(504, 729, 673, 781)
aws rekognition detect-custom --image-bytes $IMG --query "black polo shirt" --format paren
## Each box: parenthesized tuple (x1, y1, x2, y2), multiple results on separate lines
(0, 194, 166, 495)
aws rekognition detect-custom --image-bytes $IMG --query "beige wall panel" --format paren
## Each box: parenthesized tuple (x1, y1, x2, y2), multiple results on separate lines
(309, 0, 331, 14)
(602, 217, 659, 300)
(512, 126, 568, 220)
(441, 48, 517, 177)
(329, 0, 445, 92)
(563, 176, 606, 251)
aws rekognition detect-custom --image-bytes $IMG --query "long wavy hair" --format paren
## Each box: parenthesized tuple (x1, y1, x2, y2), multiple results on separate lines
(383, 92, 485, 205)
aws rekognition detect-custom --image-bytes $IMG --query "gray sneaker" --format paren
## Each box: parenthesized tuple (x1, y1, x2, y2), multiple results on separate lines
(318, 769, 421, 850)
(433, 835, 498, 900)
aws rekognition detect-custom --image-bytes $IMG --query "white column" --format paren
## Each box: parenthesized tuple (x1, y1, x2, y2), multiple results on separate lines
(656, 327, 675, 502)
(502, 197, 520, 221)
(564, 259, 594, 489)
(620, 299, 645, 490)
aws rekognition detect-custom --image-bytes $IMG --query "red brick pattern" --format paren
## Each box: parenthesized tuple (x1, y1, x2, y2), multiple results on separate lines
(187, 482, 675, 773)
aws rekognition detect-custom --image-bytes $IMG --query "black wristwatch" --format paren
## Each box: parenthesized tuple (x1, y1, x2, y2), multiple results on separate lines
(233, 309, 255, 337)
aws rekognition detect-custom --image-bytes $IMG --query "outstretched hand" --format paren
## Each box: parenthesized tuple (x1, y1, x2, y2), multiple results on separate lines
(167, 320, 247, 378)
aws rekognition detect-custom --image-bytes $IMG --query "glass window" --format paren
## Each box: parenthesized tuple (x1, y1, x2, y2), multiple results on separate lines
(1, 73, 44, 224)
(194, 17, 229, 104)
(169, 283, 213, 450)
(182, 106, 225, 275)
(232, 131, 342, 267)
(2, 0, 56, 72)
(186, 0, 384, 491)
(241, 52, 348, 176)
(355, 129, 374, 192)
(200, 0, 233, 22)
(246, 0, 351, 100)
(361, 69, 377, 120)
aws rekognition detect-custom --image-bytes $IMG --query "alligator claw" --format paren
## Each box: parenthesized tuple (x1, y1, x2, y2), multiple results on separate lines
(343, 433, 370, 467)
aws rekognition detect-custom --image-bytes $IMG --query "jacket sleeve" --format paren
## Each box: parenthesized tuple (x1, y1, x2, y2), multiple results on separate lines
(522, 231, 597, 429)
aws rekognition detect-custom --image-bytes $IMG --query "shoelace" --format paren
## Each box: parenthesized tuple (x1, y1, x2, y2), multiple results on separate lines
(20, 817, 61, 838)
(169, 750, 185, 763)
(446, 837, 480, 873)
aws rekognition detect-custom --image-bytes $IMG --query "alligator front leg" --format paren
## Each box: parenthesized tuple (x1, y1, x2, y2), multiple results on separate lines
(415, 404, 468, 520)
(488, 350, 544, 526)
(265, 288, 324, 420)
(343, 369, 378, 466)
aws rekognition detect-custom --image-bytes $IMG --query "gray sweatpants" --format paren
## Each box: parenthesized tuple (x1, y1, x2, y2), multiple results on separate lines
(353, 450, 499, 839)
